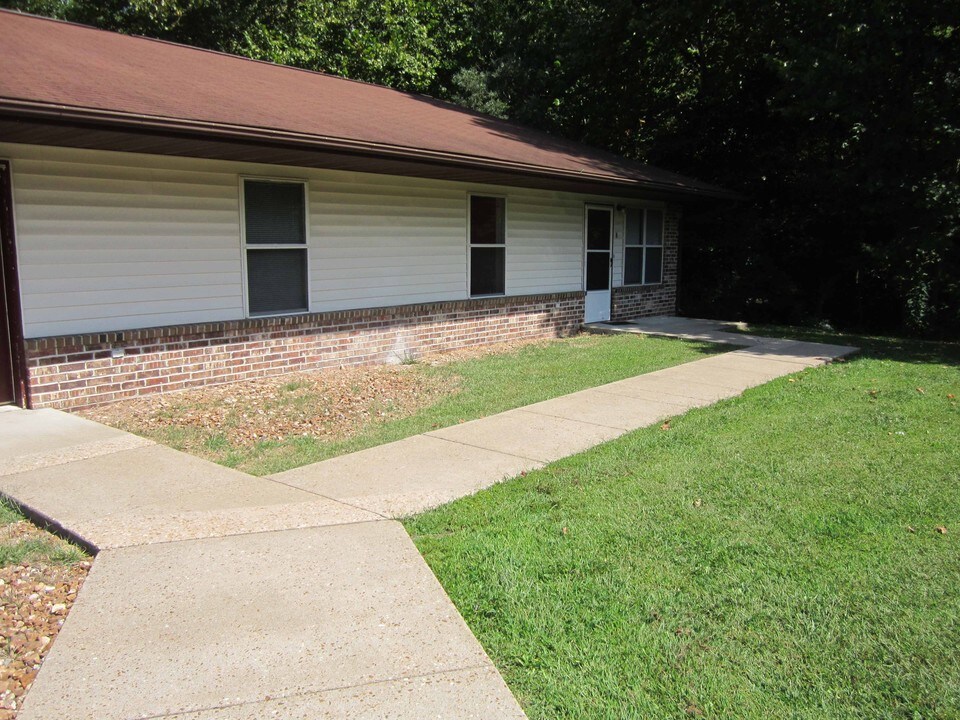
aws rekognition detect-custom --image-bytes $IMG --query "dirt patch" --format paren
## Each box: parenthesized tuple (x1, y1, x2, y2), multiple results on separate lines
(0, 523, 90, 719)
(80, 364, 460, 449)
(77, 337, 572, 446)
(420, 336, 575, 365)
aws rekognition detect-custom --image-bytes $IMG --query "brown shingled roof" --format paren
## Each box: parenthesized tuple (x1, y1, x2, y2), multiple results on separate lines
(0, 10, 732, 199)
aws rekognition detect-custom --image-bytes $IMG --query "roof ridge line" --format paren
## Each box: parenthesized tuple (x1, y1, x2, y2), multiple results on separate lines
(0, 7, 660, 165)
(0, 8, 491, 121)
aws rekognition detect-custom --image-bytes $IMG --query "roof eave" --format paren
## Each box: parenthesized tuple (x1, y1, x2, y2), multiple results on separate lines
(0, 99, 741, 201)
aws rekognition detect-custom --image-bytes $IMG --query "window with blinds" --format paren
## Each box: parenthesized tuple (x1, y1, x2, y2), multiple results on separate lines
(243, 179, 308, 315)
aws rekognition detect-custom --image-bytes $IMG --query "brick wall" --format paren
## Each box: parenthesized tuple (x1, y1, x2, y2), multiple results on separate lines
(611, 204, 680, 321)
(25, 292, 585, 410)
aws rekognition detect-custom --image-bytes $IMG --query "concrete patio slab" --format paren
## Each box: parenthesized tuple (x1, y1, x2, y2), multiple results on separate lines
(643, 363, 788, 390)
(585, 316, 758, 346)
(0, 407, 131, 460)
(696, 352, 818, 374)
(426, 408, 624, 464)
(625, 316, 750, 335)
(164, 667, 527, 719)
(521, 389, 682, 431)
(590, 380, 718, 409)
(0, 443, 377, 548)
(1, 433, 155, 478)
(273, 434, 543, 518)
(586, 318, 858, 366)
(1, 444, 308, 522)
(598, 374, 742, 404)
(70, 497, 384, 549)
(19, 521, 523, 720)
(749, 339, 858, 362)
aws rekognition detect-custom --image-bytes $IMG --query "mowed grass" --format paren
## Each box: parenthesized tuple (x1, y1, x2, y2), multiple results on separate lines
(406, 330, 960, 719)
(169, 334, 724, 475)
(0, 500, 87, 566)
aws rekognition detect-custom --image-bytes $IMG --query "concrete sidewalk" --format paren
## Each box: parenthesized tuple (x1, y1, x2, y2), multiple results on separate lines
(0, 319, 856, 720)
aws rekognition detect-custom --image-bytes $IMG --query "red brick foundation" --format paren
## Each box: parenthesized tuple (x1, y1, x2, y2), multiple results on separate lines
(611, 204, 679, 321)
(25, 292, 585, 410)
(610, 284, 676, 320)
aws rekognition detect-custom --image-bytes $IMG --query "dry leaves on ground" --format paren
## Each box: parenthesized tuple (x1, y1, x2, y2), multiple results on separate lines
(79, 337, 566, 450)
(81, 364, 460, 448)
(0, 524, 89, 719)
(420, 337, 560, 365)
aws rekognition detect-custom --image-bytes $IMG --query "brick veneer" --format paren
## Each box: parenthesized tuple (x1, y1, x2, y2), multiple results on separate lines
(611, 204, 680, 321)
(25, 292, 585, 410)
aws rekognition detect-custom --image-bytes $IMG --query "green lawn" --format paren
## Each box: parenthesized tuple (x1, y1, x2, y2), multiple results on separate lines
(406, 329, 960, 719)
(153, 334, 724, 475)
(0, 500, 87, 566)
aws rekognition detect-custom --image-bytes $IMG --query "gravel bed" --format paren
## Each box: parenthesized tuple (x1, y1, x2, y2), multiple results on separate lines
(0, 523, 90, 719)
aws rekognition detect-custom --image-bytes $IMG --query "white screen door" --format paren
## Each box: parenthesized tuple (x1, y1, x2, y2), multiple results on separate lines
(584, 205, 613, 322)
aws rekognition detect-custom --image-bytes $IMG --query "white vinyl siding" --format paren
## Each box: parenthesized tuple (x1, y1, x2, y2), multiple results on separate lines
(8, 150, 243, 337)
(2, 142, 656, 338)
(506, 193, 584, 294)
(309, 178, 466, 310)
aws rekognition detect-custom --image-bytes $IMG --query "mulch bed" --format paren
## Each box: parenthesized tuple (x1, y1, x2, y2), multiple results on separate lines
(81, 364, 458, 448)
(78, 337, 560, 448)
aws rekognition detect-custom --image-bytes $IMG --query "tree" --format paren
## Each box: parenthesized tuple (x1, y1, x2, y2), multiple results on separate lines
(454, 0, 960, 335)
(4, 0, 957, 334)
(5, 0, 462, 93)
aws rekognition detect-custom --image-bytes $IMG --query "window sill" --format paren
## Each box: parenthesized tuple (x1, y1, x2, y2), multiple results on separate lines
(469, 293, 506, 299)
(247, 308, 311, 319)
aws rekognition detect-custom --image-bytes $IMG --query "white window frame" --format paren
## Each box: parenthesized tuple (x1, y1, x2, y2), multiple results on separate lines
(239, 176, 311, 318)
(467, 192, 508, 298)
(623, 207, 664, 287)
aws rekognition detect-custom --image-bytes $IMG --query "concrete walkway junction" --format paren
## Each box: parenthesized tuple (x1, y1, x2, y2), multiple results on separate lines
(0, 318, 856, 719)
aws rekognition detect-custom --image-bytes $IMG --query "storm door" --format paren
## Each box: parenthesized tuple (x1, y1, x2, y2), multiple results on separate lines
(583, 205, 613, 323)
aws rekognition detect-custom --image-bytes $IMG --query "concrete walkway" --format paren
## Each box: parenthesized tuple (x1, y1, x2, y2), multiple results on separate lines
(0, 318, 856, 720)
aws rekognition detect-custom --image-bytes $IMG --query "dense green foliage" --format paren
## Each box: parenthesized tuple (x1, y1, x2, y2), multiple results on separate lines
(4, 0, 958, 335)
(408, 333, 960, 718)
(4, 0, 462, 92)
(467, 2, 960, 337)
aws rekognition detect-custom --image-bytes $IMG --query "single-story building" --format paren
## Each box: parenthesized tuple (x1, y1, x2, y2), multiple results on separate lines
(0, 10, 731, 410)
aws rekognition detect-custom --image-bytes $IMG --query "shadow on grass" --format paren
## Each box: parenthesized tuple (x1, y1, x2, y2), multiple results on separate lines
(735, 323, 960, 365)
(682, 339, 733, 358)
